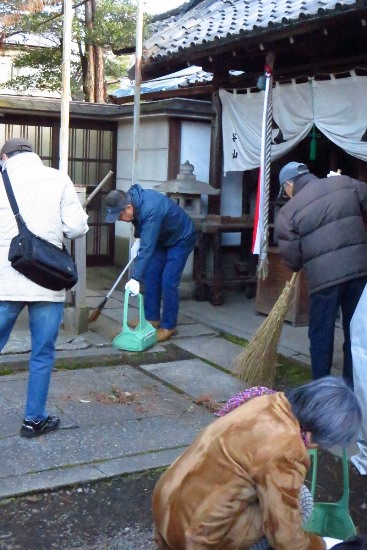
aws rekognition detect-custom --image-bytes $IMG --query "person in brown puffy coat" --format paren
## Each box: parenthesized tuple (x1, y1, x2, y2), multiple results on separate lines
(152, 376, 361, 550)
(275, 162, 367, 387)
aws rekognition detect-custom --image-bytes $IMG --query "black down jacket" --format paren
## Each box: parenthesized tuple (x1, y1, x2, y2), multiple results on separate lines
(275, 173, 367, 294)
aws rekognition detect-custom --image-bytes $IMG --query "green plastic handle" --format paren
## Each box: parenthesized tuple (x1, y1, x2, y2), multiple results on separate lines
(122, 289, 146, 331)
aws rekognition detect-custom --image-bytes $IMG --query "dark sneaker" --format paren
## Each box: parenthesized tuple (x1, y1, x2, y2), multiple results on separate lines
(20, 415, 60, 438)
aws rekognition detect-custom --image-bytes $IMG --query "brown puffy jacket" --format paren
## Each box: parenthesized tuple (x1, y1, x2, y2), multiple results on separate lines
(153, 393, 325, 550)
(275, 173, 367, 294)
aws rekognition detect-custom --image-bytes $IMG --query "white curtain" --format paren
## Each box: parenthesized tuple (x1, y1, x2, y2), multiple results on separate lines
(314, 76, 367, 162)
(220, 75, 367, 173)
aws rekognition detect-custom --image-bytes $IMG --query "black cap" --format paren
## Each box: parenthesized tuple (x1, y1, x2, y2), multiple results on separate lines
(278, 161, 309, 198)
(105, 190, 132, 223)
(1, 138, 33, 156)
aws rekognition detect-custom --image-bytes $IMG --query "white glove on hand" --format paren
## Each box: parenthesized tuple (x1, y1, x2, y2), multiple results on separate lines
(125, 278, 140, 296)
(130, 238, 141, 260)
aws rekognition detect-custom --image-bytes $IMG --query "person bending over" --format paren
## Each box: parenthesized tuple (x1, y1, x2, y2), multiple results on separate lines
(152, 376, 361, 550)
(105, 185, 196, 342)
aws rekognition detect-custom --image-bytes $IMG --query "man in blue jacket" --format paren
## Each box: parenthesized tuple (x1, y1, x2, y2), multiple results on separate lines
(105, 184, 196, 342)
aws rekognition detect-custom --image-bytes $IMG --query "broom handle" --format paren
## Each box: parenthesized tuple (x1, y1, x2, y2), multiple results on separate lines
(82, 171, 114, 208)
(106, 257, 134, 299)
(290, 272, 299, 284)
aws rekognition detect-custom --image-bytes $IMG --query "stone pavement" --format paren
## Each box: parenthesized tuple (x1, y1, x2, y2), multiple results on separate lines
(0, 267, 347, 500)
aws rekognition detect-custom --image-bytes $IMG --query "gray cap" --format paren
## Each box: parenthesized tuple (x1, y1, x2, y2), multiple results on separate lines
(105, 190, 132, 223)
(279, 161, 309, 186)
(1, 137, 33, 156)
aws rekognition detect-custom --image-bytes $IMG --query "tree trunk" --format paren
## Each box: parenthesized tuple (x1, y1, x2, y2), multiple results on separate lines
(84, 0, 95, 102)
(85, 45, 95, 102)
(94, 44, 105, 103)
(91, 0, 105, 103)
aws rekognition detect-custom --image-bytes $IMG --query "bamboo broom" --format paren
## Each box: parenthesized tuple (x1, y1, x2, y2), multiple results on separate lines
(88, 257, 134, 323)
(233, 271, 299, 388)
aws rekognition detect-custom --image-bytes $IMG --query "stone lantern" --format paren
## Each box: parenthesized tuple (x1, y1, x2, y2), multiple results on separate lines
(155, 160, 220, 220)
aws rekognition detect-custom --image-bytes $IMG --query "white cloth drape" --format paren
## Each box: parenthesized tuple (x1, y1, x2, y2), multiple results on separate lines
(220, 75, 367, 173)
(314, 76, 367, 162)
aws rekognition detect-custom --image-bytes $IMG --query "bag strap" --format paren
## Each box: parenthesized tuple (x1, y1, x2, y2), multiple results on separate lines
(2, 170, 26, 229)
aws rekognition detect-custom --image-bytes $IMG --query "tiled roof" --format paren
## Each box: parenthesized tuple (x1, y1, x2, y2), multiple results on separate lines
(0, 94, 123, 119)
(148, 2, 194, 35)
(6, 33, 55, 48)
(0, 93, 213, 120)
(111, 66, 212, 99)
(144, 0, 365, 62)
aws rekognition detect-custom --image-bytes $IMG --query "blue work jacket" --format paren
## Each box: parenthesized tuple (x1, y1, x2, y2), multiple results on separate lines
(129, 184, 196, 282)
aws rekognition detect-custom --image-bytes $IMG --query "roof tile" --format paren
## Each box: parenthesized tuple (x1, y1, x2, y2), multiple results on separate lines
(144, 0, 361, 63)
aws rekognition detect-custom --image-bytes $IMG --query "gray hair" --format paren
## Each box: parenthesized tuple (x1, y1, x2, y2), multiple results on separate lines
(286, 376, 361, 448)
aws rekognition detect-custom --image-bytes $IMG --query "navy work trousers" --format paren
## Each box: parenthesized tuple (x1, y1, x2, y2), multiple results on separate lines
(308, 276, 367, 387)
(143, 233, 196, 330)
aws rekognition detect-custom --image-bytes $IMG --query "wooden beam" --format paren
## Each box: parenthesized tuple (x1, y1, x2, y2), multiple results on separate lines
(168, 119, 181, 179)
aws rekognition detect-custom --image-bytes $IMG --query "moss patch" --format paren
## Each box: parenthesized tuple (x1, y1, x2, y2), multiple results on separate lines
(222, 333, 249, 347)
(274, 356, 312, 391)
(221, 330, 311, 391)
(0, 367, 13, 376)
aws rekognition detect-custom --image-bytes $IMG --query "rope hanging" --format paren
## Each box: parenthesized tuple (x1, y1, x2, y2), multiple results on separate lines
(308, 79, 320, 161)
(257, 62, 274, 280)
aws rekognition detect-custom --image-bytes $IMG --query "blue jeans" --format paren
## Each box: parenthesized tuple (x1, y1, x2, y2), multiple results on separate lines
(0, 301, 64, 420)
(308, 277, 367, 387)
(143, 234, 196, 329)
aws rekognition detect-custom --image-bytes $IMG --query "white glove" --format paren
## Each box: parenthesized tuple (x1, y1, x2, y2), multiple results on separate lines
(327, 170, 341, 177)
(125, 278, 140, 296)
(130, 238, 141, 260)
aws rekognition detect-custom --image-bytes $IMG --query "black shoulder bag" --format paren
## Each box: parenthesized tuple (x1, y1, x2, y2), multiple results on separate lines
(2, 170, 78, 291)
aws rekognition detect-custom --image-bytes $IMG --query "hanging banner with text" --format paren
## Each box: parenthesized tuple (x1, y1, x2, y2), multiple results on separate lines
(220, 75, 367, 173)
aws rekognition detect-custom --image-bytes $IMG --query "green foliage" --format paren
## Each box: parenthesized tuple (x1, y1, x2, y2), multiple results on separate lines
(87, 0, 144, 49)
(104, 53, 129, 81)
(4, 47, 82, 95)
(104, 53, 130, 96)
(0, 0, 147, 99)
(1, 3, 73, 95)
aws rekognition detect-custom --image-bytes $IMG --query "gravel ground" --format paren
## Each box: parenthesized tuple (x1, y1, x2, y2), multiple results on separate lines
(0, 471, 161, 550)
(1, 451, 366, 549)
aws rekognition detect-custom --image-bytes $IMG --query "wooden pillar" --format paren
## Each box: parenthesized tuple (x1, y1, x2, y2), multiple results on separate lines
(63, 186, 89, 334)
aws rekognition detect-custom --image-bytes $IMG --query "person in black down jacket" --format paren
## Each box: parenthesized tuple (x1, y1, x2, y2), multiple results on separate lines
(275, 161, 367, 387)
(105, 184, 196, 342)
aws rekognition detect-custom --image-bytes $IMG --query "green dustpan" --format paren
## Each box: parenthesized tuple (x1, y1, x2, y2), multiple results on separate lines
(304, 448, 357, 540)
(112, 289, 157, 352)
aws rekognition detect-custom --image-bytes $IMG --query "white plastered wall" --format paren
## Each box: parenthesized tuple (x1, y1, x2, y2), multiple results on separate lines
(114, 116, 212, 296)
(180, 121, 211, 292)
(114, 116, 170, 264)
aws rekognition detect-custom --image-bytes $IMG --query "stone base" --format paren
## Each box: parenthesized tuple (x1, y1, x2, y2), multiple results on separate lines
(179, 281, 196, 300)
(63, 307, 90, 334)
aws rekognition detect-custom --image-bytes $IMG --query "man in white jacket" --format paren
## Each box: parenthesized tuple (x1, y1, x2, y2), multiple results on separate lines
(0, 137, 88, 438)
(350, 286, 367, 475)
